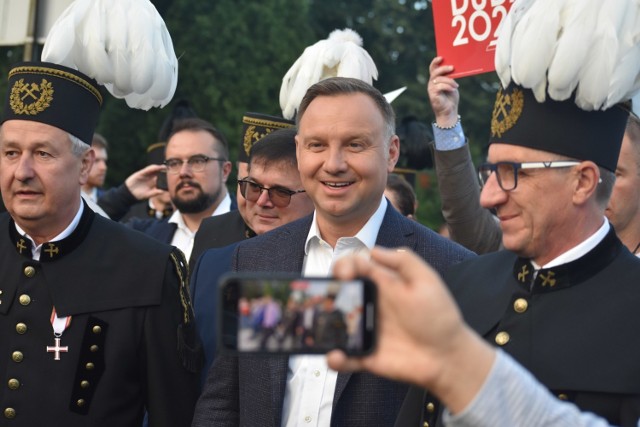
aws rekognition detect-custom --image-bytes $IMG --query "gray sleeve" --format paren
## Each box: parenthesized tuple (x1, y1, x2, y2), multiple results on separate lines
(434, 142, 503, 255)
(444, 350, 619, 427)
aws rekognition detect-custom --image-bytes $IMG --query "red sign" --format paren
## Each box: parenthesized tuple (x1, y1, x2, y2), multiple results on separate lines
(432, 0, 514, 78)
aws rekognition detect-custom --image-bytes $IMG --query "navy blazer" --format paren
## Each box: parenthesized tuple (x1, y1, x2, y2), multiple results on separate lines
(190, 242, 238, 386)
(192, 205, 474, 427)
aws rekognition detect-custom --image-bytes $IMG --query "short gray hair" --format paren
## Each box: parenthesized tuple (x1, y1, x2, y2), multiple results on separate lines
(68, 133, 90, 157)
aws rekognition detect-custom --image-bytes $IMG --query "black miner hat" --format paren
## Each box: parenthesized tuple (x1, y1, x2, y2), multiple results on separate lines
(2, 62, 102, 144)
(489, 83, 629, 172)
(239, 113, 295, 163)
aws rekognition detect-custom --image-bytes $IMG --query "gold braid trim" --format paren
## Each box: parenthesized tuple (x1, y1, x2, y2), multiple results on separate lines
(169, 248, 193, 325)
(242, 116, 295, 129)
(9, 65, 103, 105)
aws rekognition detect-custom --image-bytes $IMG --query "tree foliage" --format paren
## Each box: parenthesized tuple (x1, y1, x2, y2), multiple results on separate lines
(0, 0, 499, 228)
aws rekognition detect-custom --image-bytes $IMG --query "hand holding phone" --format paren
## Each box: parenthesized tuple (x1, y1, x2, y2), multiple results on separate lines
(219, 274, 376, 355)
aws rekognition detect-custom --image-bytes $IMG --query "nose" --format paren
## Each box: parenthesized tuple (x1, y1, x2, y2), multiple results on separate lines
(255, 188, 274, 207)
(479, 172, 508, 209)
(323, 146, 348, 175)
(14, 154, 35, 182)
(178, 161, 193, 177)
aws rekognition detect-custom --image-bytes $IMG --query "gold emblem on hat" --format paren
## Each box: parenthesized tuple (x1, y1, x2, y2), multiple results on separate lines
(491, 87, 524, 138)
(9, 78, 54, 115)
(243, 125, 273, 157)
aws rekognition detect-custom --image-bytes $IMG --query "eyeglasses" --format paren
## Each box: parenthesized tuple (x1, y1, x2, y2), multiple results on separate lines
(238, 179, 306, 207)
(163, 155, 226, 174)
(478, 161, 581, 191)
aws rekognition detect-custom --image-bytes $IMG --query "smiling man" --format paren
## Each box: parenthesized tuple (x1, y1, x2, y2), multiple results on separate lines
(193, 77, 473, 427)
(129, 118, 234, 261)
(400, 82, 640, 427)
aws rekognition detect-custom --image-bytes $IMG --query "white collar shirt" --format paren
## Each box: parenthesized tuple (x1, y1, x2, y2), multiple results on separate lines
(281, 197, 387, 427)
(169, 192, 232, 261)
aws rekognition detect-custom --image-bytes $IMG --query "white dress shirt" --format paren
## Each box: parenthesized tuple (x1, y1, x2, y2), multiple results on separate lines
(169, 192, 231, 260)
(281, 198, 387, 427)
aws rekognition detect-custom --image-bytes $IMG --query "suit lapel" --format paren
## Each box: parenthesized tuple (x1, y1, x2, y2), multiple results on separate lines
(375, 205, 415, 248)
(334, 207, 412, 407)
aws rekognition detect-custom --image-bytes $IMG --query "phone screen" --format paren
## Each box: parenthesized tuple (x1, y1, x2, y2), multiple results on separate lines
(220, 275, 376, 355)
(156, 171, 168, 191)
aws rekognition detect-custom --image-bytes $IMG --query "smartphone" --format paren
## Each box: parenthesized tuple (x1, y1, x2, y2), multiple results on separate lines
(219, 273, 376, 355)
(156, 170, 168, 191)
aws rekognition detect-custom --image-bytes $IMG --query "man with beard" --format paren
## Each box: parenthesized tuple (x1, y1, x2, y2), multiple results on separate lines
(129, 118, 234, 261)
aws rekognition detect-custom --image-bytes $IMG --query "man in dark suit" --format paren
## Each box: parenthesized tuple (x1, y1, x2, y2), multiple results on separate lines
(189, 113, 295, 267)
(128, 118, 235, 261)
(189, 128, 314, 383)
(192, 77, 474, 427)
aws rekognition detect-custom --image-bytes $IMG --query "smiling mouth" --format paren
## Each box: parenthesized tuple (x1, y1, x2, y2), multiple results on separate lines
(323, 181, 353, 188)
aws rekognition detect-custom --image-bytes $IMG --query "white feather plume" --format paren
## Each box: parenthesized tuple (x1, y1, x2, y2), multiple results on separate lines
(279, 28, 379, 120)
(41, 0, 178, 110)
(495, 0, 640, 110)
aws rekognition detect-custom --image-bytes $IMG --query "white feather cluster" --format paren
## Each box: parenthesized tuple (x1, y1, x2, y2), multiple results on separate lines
(279, 28, 379, 120)
(495, 0, 640, 111)
(41, 0, 178, 110)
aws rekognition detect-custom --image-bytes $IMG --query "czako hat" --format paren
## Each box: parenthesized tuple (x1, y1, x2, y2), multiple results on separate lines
(239, 113, 295, 163)
(491, 0, 638, 172)
(489, 83, 629, 172)
(2, 62, 102, 144)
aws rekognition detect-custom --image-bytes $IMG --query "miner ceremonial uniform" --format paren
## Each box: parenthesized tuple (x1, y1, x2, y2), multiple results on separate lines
(0, 204, 201, 426)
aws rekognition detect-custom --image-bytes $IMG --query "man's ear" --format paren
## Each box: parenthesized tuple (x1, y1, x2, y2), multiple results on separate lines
(387, 135, 400, 172)
(572, 161, 599, 206)
(221, 160, 232, 183)
(79, 148, 95, 185)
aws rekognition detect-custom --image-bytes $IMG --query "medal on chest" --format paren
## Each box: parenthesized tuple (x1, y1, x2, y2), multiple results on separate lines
(47, 308, 71, 360)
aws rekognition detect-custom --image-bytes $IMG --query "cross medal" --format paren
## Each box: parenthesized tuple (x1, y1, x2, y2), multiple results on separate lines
(48, 308, 71, 361)
(47, 337, 68, 360)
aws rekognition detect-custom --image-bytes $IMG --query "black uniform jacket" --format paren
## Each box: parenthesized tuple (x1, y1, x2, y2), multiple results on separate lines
(397, 227, 640, 427)
(189, 210, 254, 268)
(0, 207, 200, 427)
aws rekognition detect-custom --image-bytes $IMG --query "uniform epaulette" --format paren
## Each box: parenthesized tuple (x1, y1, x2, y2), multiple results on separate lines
(170, 247, 203, 373)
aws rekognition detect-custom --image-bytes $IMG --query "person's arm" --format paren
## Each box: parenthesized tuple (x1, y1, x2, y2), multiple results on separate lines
(445, 350, 616, 427)
(98, 164, 166, 221)
(191, 354, 241, 427)
(327, 248, 619, 427)
(428, 57, 502, 254)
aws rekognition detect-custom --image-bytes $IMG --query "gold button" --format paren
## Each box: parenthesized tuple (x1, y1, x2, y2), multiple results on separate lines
(80, 380, 90, 389)
(7, 379, 20, 390)
(495, 331, 510, 346)
(4, 407, 16, 419)
(0, 290, 3, 295)
(18, 294, 31, 306)
(12, 351, 23, 362)
(15, 323, 27, 334)
(92, 325, 102, 334)
(90, 345, 99, 352)
(85, 362, 95, 370)
(558, 393, 568, 400)
(513, 298, 528, 313)
(23, 266, 36, 278)
(423, 422, 430, 427)
(426, 402, 435, 413)
(76, 399, 85, 407)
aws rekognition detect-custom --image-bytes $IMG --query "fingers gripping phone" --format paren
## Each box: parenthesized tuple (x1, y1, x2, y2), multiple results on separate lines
(219, 274, 376, 355)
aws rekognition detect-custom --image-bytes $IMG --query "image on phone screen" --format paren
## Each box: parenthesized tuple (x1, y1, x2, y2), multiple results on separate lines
(220, 275, 375, 355)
